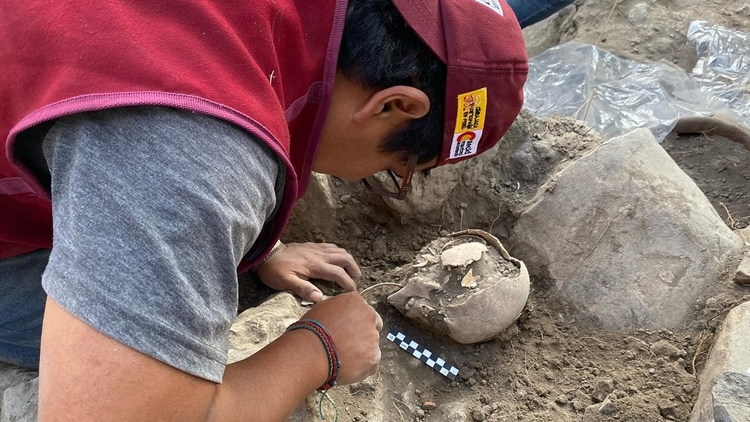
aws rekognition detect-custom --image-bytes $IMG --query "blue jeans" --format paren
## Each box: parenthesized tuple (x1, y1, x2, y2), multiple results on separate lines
(0, 249, 49, 368)
(506, 0, 577, 28)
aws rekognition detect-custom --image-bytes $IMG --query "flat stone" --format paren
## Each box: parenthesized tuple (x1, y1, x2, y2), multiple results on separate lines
(285, 172, 341, 240)
(592, 378, 614, 402)
(522, 4, 577, 57)
(228, 292, 306, 364)
(659, 401, 677, 419)
(712, 372, 750, 422)
(572, 400, 587, 411)
(0, 364, 38, 422)
(690, 302, 750, 422)
(650, 340, 680, 358)
(471, 407, 486, 421)
(733, 255, 750, 284)
(735, 227, 750, 246)
(599, 399, 618, 415)
(511, 129, 744, 329)
(1, 377, 38, 422)
(627, 2, 649, 24)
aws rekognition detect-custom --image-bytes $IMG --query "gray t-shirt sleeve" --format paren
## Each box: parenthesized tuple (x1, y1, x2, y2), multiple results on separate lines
(41, 106, 283, 383)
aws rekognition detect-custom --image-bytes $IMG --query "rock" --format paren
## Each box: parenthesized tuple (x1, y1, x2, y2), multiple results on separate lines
(286, 172, 341, 239)
(712, 372, 750, 422)
(522, 4, 578, 57)
(1, 377, 38, 422)
(659, 402, 677, 419)
(228, 292, 306, 364)
(733, 255, 750, 284)
(372, 238, 388, 259)
(736, 227, 750, 246)
(572, 400, 587, 412)
(439, 402, 469, 422)
(459, 366, 477, 381)
(582, 403, 604, 421)
(349, 379, 376, 395)
(554, 394, 569, 405)
(592, 378, 614, 402)
(388, 230, 530, 344)
(650, 340, 680, 358)
(690, 302, 750, 422)
(599, 399, 617, 415)
(627, 2, 649, 24)
(471, 407, 486, 421)
(511, 129, 744, 329)
(0, 364, 38, 422)
(422, 401, 438, 411)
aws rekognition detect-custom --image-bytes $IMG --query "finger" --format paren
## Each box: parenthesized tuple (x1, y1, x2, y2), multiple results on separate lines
(312, 242, 343, 251)
(282, 275, 325, 303)
(309, 263, 357, 292)
(322, 252, 362, 281)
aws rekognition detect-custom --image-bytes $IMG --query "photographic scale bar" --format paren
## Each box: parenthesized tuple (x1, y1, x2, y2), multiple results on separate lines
(386, 328, 459, 381)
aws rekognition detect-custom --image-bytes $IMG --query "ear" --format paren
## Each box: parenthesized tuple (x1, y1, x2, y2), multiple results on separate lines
(353, 86, 430, 125)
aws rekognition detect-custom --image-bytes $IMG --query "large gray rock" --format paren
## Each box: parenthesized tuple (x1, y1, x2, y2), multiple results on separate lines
(690, 302, 750, 422)
(734, 255, 750, 284)
(521, 4, 577, 58)
(0, 364, 37, 422)
(228, 292, 307, 364)
(1, 376, 38, 422)
(511, 129, 744, 329)
(712, 372, 750, 422)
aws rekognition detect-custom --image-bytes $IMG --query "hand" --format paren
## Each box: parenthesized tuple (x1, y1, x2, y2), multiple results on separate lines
(301, 291, 382, 385)
(255, 242, 361, 302)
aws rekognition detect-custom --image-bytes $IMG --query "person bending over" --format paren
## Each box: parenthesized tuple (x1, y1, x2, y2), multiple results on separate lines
(0, 0, 527, 420)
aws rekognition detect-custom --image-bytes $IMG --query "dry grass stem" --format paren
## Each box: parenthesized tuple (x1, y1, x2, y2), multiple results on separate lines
(360, 282, 403, 298)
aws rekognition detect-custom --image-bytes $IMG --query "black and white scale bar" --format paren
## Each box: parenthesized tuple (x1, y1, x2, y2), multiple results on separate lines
(386, 329, 459, 381)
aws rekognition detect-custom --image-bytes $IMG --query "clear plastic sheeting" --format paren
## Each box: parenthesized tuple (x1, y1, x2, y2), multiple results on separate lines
(523, 21, 750, 142)
(688, 20, 750, 125)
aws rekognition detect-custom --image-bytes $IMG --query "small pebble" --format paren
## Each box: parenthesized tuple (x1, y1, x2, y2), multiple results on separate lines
(422, 401, 437, 411)
(471, 408, 486, 421)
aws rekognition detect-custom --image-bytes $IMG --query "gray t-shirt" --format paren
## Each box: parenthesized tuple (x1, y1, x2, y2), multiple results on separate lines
(41, 106, 284, 382)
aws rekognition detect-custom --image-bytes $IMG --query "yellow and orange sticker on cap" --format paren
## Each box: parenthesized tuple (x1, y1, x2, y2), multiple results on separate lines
(449, 87, 487, 159)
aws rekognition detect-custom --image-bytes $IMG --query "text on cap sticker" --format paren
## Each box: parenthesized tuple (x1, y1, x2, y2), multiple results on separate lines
(471, 0, 504, 16)
(449, 87, 487, 159)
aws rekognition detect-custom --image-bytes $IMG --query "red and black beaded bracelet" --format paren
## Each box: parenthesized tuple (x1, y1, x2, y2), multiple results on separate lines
(286, 319, 341, 391)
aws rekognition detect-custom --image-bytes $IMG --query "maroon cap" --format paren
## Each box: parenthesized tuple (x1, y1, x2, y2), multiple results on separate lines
(391, 0, 529, 166)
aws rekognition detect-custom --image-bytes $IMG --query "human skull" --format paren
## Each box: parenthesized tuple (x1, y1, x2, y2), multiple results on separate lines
(388, 229, 530, 344)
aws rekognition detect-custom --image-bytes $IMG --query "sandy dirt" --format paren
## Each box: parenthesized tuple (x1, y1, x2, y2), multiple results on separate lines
(239, 1, 750, 420)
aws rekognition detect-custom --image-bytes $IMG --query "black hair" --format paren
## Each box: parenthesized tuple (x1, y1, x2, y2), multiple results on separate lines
(338, 0, 447, 165)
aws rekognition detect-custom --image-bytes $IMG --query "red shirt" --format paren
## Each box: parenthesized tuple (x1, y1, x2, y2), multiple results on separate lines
(0, 0, 347, 270)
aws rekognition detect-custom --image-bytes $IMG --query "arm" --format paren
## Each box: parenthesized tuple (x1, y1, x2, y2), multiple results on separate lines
(36, 107, 380, 421)
(40, 291, 380, 422)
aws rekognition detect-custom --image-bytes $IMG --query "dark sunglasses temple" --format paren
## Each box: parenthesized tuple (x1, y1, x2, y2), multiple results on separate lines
(362, 154, 419, 200)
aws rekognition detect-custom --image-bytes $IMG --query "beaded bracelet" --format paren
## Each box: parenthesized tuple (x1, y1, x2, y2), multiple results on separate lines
(286, 319, 341, 391)
(253, 240, 284, 270)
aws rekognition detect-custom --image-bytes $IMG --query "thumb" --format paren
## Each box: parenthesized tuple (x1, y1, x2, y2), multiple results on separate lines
(284, 276, 325, 302)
